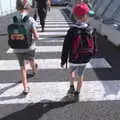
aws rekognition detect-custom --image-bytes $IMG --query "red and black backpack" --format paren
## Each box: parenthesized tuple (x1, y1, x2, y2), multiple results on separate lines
(71, 26, 96, 63)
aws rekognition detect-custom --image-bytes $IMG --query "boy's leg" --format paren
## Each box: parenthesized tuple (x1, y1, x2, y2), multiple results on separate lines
(76, 65, 85, 93)
(73, 75, 84, 101)
(69, 70, 76, 86)
(67, 66, 76, 95)
(76, 75, 84, 92)
(16, 53, 29, 94)
(29, 59, 38, 75)
(73, 65, 86, 101)
(28, 50, 38, 75)
(20, 66, 29, 92)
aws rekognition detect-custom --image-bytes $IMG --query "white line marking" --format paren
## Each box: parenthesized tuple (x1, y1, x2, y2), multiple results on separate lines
(0, 80, 119, 104)
(37, 24, 69, 27)
(80, 80, 120, 102)
(37, 37, 64, 41)
(37, 19, 71, 22)
(37, 38, 64, 42)
(88, 58, 112, 68)
(0, 58, 111, 71)
(38, 32, 66, 36)
(7, 46, 62, 53)
(37, 21, 72, 24)
(37, 27, 69, 31)
(37, 19, 69, 22)
(38, 40, 64, 43)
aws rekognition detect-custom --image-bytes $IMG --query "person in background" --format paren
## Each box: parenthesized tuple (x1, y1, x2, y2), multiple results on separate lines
(36, 0, 51, 32)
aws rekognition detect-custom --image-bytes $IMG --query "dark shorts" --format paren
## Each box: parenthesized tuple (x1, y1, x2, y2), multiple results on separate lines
(15, 50, 35, 67)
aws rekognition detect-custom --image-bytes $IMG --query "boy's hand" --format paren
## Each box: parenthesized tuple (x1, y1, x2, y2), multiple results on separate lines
(60, 62, 67, 69)
(60, 63, 64, 68)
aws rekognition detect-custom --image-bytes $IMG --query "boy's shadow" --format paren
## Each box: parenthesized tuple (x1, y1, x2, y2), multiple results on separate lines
(0, 94, 77, 120)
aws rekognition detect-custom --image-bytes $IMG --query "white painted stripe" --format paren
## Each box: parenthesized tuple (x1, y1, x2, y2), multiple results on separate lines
(37, 20, 71, 22)
(37, 27, 69, 31)
(37, 37, 64, 41)
(37, 37, 64, 42)
(39, 32, 66, 36)
(7, 46, 62, 53)
(88, 58, 112, 68)
(37, 24, 69, 27)
(37, 21, 72, 24)
(0, 80, 119, 104)
(37, 19, 68, 21)
(0, 58, 111, 71)
(38, 40, 64, 43)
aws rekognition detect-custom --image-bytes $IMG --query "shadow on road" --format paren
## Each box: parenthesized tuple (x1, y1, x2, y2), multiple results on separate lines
(0, 82, 20, 95)
(0, 97, 76, 120)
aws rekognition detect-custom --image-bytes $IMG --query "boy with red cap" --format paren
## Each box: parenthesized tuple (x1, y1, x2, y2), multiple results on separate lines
(61, 2, 96, 101)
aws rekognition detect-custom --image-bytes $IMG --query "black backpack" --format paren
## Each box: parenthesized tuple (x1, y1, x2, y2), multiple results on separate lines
(8, 15, 32, 49)
(71, 26, 96, 63)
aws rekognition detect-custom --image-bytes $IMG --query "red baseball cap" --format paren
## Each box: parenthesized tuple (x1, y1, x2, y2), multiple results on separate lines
(73, 3, 90, 16)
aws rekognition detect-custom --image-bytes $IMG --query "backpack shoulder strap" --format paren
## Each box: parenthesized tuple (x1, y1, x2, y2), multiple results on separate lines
(22, 15, 30, 22)
(71, 26, 92, 56)
(13, 14, 30, 23)
(13, 16, 18, 23)
(70, 26, 83, 36)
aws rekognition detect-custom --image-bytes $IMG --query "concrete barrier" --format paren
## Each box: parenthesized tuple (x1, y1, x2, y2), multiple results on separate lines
(89, 0, 120, 46)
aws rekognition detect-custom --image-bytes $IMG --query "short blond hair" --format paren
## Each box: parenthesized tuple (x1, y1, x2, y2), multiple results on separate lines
(16, 0, 31, 11)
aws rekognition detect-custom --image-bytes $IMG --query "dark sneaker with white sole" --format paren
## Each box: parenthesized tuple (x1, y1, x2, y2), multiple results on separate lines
(22, 87, 30, 96)
(74, 91, 80, 102)
(67, 85, 75, 96)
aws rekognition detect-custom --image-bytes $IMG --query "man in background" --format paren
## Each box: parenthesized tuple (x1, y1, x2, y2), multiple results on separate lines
(36, 0, 51, 32)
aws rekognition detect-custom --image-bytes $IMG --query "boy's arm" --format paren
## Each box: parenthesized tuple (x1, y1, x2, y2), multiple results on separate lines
(30, 17, 39, 40)
(61, 29, 73, 67)
(61, 36, 69, 67)
(32, 28, 39, 40)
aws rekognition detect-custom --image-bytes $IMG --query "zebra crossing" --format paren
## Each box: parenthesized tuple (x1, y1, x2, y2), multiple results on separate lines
(0, 7, 119, 105)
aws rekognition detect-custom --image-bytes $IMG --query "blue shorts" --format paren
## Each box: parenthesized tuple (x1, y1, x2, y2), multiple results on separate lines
(69, 64, 86, 76)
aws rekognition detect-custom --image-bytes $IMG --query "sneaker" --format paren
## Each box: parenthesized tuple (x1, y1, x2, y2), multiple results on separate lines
(74, 91, 80, 102)
(67, 85, 75, 96)
(22, 87, 30, 96)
